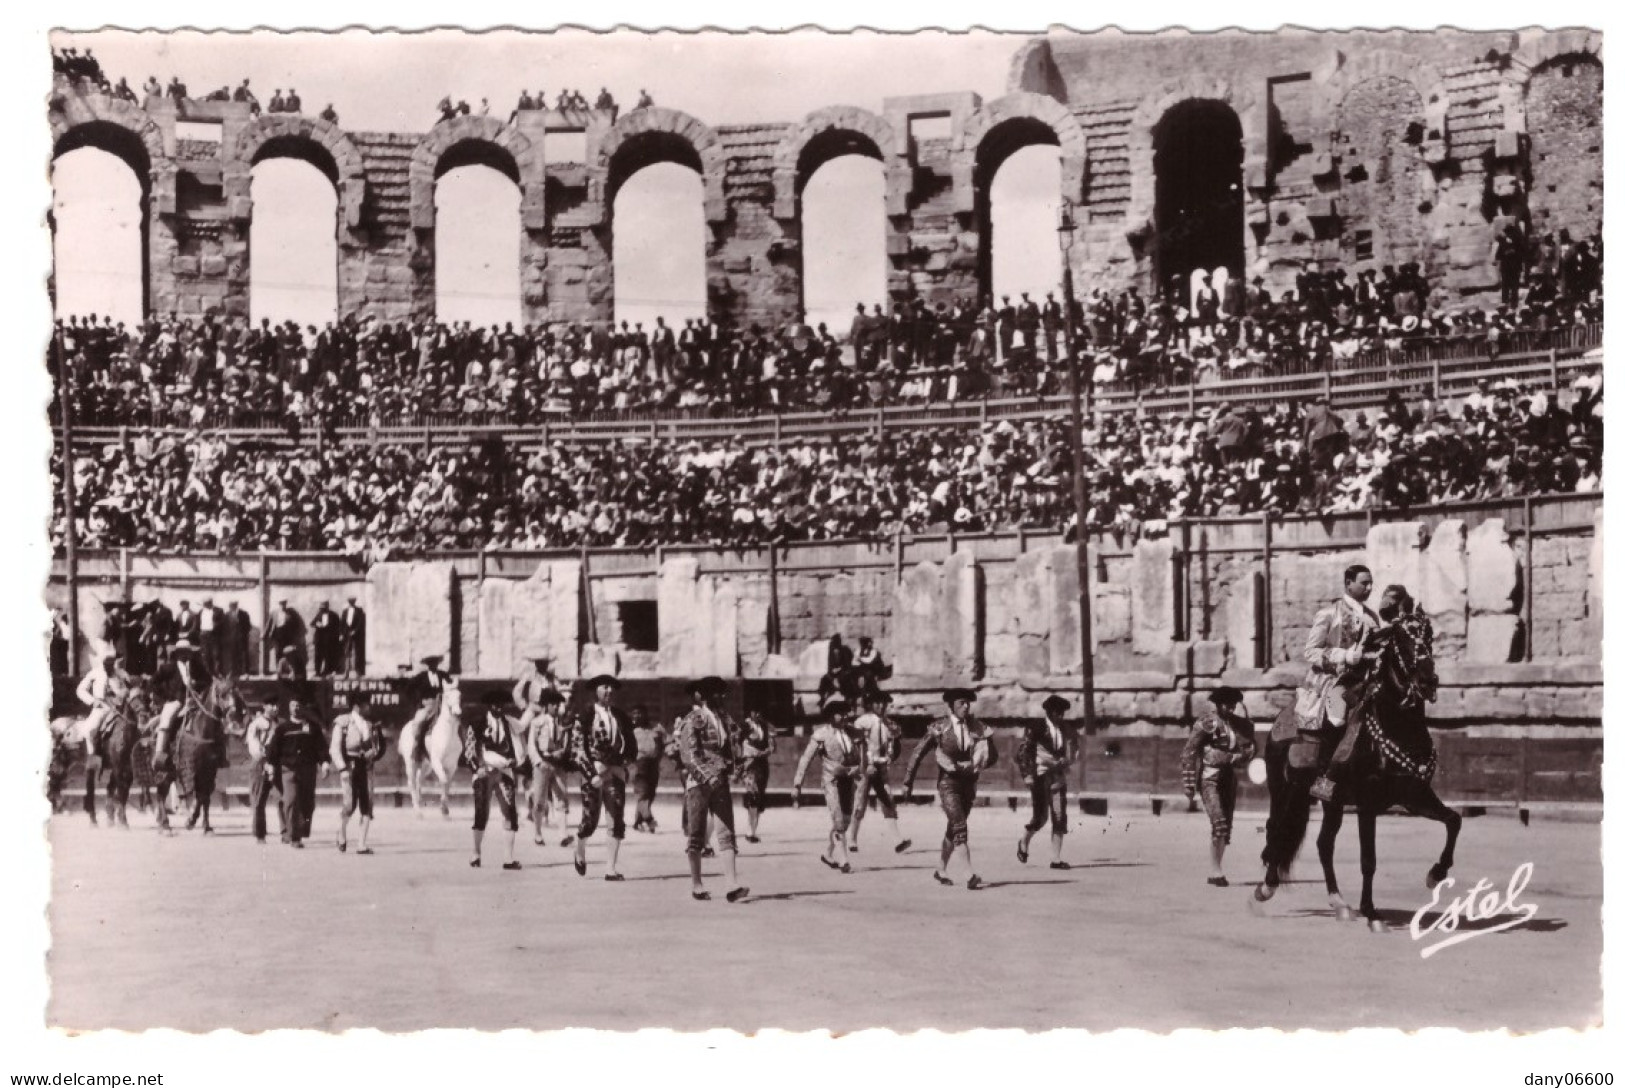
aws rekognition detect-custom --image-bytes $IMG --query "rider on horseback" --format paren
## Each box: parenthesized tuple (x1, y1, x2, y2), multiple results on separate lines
(402, 654, 451, 761)
(1293, 565, 1381, 801)
(76, 651, 131, 760)
(151, 637, 214, 767)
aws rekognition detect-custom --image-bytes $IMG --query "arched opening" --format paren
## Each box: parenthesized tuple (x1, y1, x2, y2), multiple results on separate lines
(988, 145, 1062, 307)
(610, 134, 706, 330)
(52, 144, 146, 327)
(799, 132, 886, 335)
(974, 118, 1062, 306)
(250, 152, 338, 328)
(434, 146, 521, 327)
(1526, 54, 1603, 239)
(1152, 100, 1244, 303)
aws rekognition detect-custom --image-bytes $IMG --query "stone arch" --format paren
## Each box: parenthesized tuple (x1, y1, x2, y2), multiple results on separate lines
(771, 105, 905, 220)
(1322, 49, 1450, 149)
(1123, 77, 1263, 235)
(954, 92, 1087, 215)
(48, 84, 167, 318)
(49, 85, 171, 211)
(588, 106, 727, 225)
(408, 115, 545, 233)
(228, 114, 368, 234)
(1499, 31, 1603, 134)
(1505, 35, 1603, 238)
(1324, 55, 1443, 273)
(951, 93, 1087, 300)
(1122, 78, 1258, 290)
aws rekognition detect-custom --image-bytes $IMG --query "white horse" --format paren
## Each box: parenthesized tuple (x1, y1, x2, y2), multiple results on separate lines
(398, 679, 464, 817)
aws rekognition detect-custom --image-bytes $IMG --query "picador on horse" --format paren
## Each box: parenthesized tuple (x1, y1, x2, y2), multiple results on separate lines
(1256, 563, 1462, 929)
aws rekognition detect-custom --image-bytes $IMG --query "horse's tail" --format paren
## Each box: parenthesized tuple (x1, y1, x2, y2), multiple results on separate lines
(1262, 727, 1311, 876)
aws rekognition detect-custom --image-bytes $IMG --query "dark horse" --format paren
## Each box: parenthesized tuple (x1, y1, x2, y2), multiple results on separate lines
(1255, 585, 1463, 930)
(153, 679, 241, 834)
(101, 686, 156, 828)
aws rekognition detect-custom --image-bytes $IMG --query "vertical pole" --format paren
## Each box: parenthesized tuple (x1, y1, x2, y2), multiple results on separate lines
(1260, 511, 1274, 669)
(1199, 526, 1211, 641)
(1060, 203, 1096, 735)
(893, 527, 904, 586)
(580, 545, 598, 646)
(120, 547, 131, 604)
(258, 551, 270, 675)
(767, 544, 782, 657)
(1523, 494, 1535, 663)
(1549, 347, 1560, 392)
(55, 327, 81, 673)
(1179, 520, 1192, 643)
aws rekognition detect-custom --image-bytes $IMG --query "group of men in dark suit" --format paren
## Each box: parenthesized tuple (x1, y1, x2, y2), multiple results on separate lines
(100, 596, 252, 679)
(89, 594, 366, 682)
(266, 598, 367, 679)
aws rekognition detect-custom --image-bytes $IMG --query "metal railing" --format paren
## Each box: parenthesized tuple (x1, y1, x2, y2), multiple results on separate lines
(54, 324, 1602, 449)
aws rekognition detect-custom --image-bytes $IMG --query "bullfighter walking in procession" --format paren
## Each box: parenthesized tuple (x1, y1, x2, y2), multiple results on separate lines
(1016, 694, 1078, 870)
(1181, 686, 1256, 886)
(847, 690, 911, 856)
(791, 699, 864, 873)
(571, 675, 637, 881)
(672, 676, 749, 903)
(904, 688, 997, 890)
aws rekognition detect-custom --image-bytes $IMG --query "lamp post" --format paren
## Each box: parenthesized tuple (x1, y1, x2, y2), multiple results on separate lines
(1057, 199, 1096, 733)
(54, 324, 81, 676)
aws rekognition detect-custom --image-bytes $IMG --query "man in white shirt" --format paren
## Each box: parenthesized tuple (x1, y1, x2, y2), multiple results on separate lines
(75, 651, 128, 755)
(329, 692, 382, 854)
(846, 690, 911, 856)
(244, 701, 282, 843)
(791, 700, 865, 872)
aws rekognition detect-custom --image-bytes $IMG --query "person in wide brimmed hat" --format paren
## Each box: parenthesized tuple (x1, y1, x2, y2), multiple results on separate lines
(791, 698, 865, 873)
(672, 675, 750, 902)
(1016, 694, 1080, 870)
(903, 687, 997, 890)
(1180, 686, 1256, 887)
(400, 653, 453, 784)
(572, 672, 636, 881)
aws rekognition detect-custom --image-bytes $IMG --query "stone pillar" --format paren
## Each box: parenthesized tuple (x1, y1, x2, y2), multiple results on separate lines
(1130, 537, 1178, 656)
(476, 559, 583, 678)
(1421, 519, 1468, 660)
(1465, 518, 1521, 664)
(656, 557, 740, 678)
(892, 551, 982, 681)
(366, 562, 456, 674)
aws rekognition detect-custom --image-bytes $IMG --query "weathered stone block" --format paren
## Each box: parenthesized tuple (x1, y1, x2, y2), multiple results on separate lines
(1191, 640, 1227, 677)
(476, 558, 582, 678)
(1130, 537, 1177, 656)
(578, 642, 620, 678)
(1466, 518, 1520, 614)
(1465, 614, 1520, 664)
(367, 562, 454, 674)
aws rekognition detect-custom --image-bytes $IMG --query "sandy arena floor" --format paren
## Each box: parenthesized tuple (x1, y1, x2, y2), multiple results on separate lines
(46, 797, 1601, 1032)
